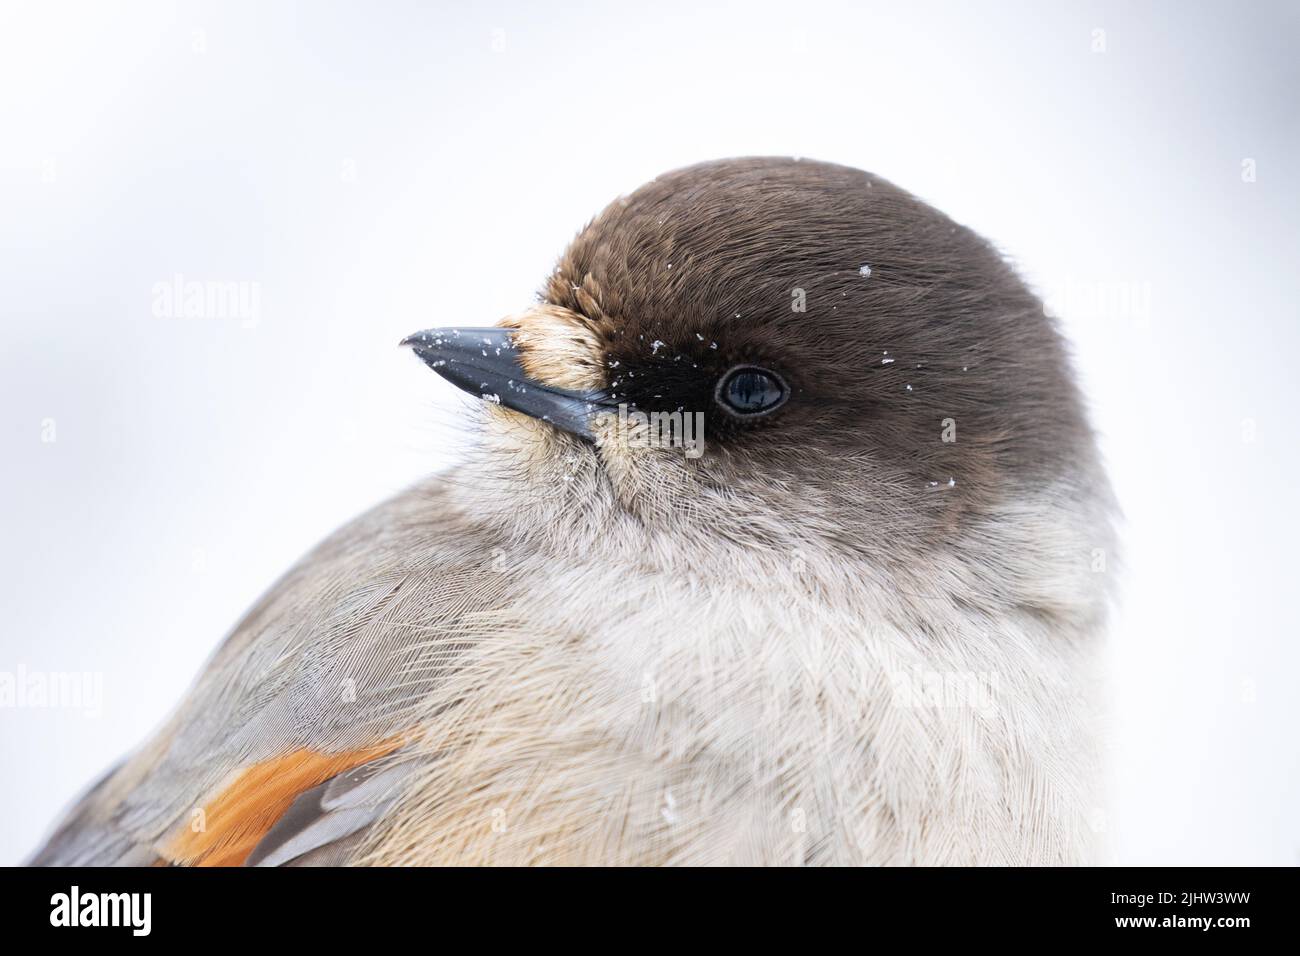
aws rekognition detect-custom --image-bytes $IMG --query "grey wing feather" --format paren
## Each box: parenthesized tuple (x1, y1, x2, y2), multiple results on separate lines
(27, 476, 503, 866)
(29, 761, 154, 866)
(245, 756, 422, 867)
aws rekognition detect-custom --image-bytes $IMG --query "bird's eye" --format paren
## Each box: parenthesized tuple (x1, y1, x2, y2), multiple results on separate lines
(716, 365, 788, 417)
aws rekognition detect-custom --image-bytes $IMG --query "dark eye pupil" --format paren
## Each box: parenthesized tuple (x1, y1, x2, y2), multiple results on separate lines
(722, 368, 785, 414)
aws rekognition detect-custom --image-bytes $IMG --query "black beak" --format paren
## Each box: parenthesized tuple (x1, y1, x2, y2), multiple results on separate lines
(401, 327, 613, 440)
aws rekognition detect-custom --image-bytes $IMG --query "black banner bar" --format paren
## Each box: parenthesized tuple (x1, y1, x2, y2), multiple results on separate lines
(0, 866, 1290, 943)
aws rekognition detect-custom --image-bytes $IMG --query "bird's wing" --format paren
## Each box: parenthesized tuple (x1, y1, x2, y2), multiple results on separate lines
(31, 476, 510, 866)
(243, 757, 422, 867)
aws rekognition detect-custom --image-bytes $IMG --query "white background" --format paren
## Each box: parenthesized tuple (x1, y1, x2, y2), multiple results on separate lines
(2, 0, 1297, 865)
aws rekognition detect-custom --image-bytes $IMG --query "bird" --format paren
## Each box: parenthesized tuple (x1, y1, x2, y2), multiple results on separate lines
(31, 157, 1115, 866)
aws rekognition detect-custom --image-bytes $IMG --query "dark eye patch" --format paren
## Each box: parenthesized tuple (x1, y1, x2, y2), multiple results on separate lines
(716, 365, 788, 417)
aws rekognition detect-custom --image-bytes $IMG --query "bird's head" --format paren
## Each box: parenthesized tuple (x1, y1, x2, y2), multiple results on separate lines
(406, 158, 1109, 586)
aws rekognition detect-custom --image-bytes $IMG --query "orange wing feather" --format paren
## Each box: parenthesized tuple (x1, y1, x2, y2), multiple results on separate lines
(163, 740, 403, 866)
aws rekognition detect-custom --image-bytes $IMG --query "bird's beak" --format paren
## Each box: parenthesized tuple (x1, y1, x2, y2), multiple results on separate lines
(401, 327, 614, 440)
